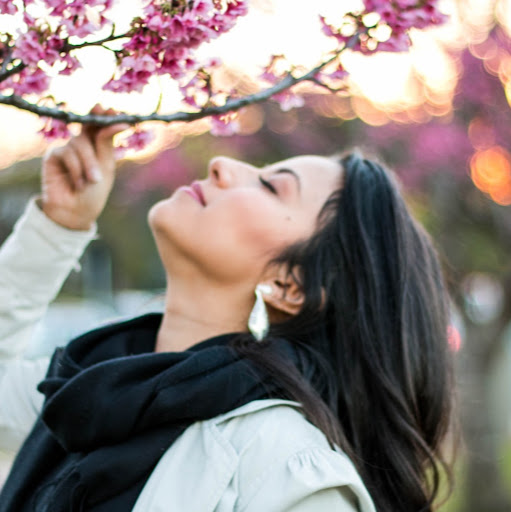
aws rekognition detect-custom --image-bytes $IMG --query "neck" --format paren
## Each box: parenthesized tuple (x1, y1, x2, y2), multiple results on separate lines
(155, 274, 255, 353)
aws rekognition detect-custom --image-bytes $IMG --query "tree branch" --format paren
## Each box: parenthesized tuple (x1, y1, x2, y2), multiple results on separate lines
(64, 32, 131, 51)
(0, 34, 360, 127)
(0, 29, 129, 83)
(308, 77, 348, 94)
(0, 46, 13, 75)
(0, 59, 25, 82)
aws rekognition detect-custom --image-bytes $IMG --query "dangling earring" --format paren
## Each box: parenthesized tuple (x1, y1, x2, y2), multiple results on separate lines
(248, 284, 272, 342)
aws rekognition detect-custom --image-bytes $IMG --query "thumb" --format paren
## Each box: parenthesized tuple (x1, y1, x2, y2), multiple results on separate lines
(95, 122, 131, 158)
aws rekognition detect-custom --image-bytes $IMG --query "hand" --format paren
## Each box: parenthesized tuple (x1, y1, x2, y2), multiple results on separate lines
(40, 105, 130, 230)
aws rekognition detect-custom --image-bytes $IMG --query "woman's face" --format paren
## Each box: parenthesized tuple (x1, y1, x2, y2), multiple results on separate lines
(148, 155, 342, 284)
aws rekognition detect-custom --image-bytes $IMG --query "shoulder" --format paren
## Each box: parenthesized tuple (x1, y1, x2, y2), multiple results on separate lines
(133, 399, 377, 512)
(211, 399, 377, 512)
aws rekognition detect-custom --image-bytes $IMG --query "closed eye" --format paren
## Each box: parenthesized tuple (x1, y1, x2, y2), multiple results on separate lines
(259, 176, 277, 194)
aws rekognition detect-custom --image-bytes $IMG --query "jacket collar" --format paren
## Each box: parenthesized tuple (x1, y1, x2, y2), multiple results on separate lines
(211, 398, 303, 425)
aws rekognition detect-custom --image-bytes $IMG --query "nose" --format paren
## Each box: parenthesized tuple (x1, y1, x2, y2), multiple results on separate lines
(207, 156, 256, 188)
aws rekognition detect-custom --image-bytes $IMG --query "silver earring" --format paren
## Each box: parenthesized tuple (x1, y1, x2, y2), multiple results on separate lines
(248, 284, 272, 341)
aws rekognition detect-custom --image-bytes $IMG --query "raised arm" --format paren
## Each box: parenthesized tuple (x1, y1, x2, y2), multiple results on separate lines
(0, 104, 128, 359)
(0, 106, 128, 450)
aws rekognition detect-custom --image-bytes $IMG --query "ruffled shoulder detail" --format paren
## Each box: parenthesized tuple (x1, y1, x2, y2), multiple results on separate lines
(286, 446, 377, 512)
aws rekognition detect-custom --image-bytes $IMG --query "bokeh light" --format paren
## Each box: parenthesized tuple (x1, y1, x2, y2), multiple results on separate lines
(470, 146, 511, 205)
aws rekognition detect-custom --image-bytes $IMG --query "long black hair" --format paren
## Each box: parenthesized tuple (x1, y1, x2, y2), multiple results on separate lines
(230, 151, 455, 512)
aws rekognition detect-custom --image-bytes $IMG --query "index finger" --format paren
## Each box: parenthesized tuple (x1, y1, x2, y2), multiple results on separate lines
(81, 105, 119, 145)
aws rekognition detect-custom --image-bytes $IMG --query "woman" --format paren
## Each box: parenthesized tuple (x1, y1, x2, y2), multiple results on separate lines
(0, 109, 455, 512)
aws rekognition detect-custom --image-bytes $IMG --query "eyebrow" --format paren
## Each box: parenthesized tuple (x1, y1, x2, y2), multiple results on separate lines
(271, 168, 301, 193)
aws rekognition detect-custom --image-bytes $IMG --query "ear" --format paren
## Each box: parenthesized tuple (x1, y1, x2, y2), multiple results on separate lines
(260, 265, 305, 318)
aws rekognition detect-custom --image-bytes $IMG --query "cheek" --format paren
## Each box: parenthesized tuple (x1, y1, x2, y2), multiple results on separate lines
(207, 193, 298, 258)
(147, 190, 307, 282)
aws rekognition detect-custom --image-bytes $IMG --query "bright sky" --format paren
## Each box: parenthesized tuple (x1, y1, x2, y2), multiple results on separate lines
(0, 0, 504, 169)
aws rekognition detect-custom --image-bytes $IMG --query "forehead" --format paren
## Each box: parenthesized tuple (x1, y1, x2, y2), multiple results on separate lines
(267, 155, 341, 179)
(266, 155, 342, 199)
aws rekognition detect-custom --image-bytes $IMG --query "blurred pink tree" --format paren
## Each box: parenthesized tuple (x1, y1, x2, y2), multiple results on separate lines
(360, 25, 511, 512)
(366, 26, 511, 205)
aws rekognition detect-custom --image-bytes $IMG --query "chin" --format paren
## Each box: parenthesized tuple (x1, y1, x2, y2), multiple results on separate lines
(148, 198, 178, 243)
(147, 199, 163, 232)
(147, 197, 199, 269)
(148, 192, 181, 229)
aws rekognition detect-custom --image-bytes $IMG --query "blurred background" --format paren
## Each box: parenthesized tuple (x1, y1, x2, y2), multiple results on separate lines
(1, 0, 510, 510)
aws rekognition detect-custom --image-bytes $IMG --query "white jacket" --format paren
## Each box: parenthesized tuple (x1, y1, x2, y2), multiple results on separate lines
(0, 199, 377, 512)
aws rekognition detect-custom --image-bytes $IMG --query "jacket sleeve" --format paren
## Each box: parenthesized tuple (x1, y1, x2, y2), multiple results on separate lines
(0, 197, 96, 452)
(239, 446, 376, 512)
(274, 486, 359, 511)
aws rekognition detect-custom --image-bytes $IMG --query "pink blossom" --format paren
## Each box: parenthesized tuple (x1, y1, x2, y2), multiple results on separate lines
(144, 5, 172, 33)
(260, 54, 288, 84)
(377, 30, 411, 52)
(365, 2, 446, 53)
(317, 63, 349, 82)
(203, 56, 222, 68)
(362, 0, 387, 10)
(19, 67, 51, 95)
(43, 0, 114, 24)
(2, 66, 51, 95)
(318, 0, 448, 55)
(260, 67, 279, 83)
(395, 0, 420, 8)
(57, 0, 114, 38)
(41, 0, 67, 7)
(104, 55, 158, 93)
(210, 112, 240, 136)
(363, 0, 447, 32)
(319, 15, 336, 38)
(224, 0, 248, 18)
(116, 127, 155, 156)
(179, 75, 203, 108)
(123, 54, 158, 74)
(12, 32, 43, 66)
(319, 15, 353, 47)
(66, 2, 88, 17)
(272, 90, 305, 112)
(22, 10, 37, 27)
(13, 30, 60, 66)
(0, 0, 17, 15)
(124, 32, 160, 53)
(181, 12, 217, 47)
(39, 117, 71, 140)
(41, 0, 69, 14)
(59, 53, 82, 75)
(103, 71, 148, 93)
(61, 17, 98, 38)
(46, 34, 66, 57)
(181, 94, 200, 108)
(114, 0, 247, 95)
(159, 55, 191, 79)
(193, 0, 214, 17)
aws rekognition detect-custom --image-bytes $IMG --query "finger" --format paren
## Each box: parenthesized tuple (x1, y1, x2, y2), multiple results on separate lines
(96, 107, 130, 142)
(97, 122, 131, 142)
(95, 122, 131, 160)
(80, 103, 110, 140)
(69, 136, 102, 184)
(55, 146, 86, 191)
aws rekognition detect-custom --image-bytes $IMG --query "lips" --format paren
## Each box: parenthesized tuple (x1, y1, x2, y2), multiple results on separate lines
(190, 181, 206, 206)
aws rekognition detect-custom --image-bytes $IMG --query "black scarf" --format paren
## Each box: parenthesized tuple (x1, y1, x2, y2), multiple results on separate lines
(0, 313, 301, 512)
